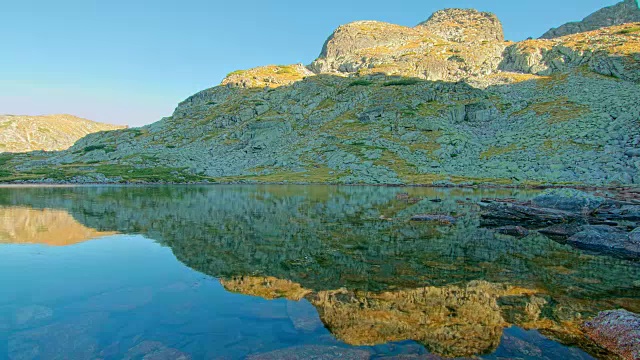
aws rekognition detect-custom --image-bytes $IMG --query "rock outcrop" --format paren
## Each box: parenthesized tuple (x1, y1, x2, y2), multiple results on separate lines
(501, 23, 640, 83)
(309, 9, 506, 82)
(0, 114, 125, 153)
(541, 0, 640, 39)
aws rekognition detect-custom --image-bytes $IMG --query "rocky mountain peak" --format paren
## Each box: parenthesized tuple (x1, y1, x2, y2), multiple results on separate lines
(416, 8, 504, 43)
(540, 0, 640, 39)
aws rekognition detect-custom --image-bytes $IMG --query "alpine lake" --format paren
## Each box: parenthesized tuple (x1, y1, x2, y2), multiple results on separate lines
(0, 185, 638, 359)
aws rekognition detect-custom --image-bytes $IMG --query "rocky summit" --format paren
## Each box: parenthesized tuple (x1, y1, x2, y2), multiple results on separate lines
(0, 114, 125, 153)
(541, 0, 640, 39)
(1, 3, 640, 186)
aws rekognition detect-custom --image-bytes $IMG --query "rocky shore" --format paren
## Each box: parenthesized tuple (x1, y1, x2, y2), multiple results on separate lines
(480, 188, 640, 260)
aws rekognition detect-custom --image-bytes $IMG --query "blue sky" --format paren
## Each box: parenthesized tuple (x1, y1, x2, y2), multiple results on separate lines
(0, 0, 620, 126)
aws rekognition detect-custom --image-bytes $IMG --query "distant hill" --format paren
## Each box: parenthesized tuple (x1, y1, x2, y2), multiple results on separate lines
(0, 114, 125, 153)
(540, 0, 640, 39)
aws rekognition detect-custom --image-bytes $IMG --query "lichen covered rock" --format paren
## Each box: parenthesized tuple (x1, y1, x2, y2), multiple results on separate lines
(582, 309, 640, 360)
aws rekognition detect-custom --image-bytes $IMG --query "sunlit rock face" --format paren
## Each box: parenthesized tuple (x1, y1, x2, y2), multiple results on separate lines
(0, 114, 125, 153)
(309, 9, 506, 82)
(0, 207, 116, 246)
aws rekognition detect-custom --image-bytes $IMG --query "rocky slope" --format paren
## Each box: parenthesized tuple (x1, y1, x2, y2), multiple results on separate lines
(1, 4, 639, 186)
(540, 0, 640, 39)
(0, 114, 125, 153)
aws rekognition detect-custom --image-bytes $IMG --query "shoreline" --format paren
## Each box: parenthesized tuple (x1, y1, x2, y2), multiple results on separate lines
(0, 181, 637, 192)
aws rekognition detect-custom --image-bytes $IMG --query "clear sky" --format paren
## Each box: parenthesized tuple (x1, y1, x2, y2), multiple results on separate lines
(0, 0, 621, 126)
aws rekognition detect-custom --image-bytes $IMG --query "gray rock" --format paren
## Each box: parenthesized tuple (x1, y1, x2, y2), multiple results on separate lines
(532, 189, 605, 213)
(582, 309, 640, 360)
(480, 202, 581, 228)
(567, 225, 640, 259)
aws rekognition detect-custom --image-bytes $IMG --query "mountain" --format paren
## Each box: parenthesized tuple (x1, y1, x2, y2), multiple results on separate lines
(1, 4, 639, 186)
(0, 114, 125, 153)
(541, 0, 640, 39)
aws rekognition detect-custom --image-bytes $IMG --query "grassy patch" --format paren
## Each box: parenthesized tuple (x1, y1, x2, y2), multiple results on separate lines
(349, 79, 374, 87)
(480, 144, 520, 160)
(511, 97, 590, 124)
(383, 79, 420, 86)
(617, 27, 640, 35)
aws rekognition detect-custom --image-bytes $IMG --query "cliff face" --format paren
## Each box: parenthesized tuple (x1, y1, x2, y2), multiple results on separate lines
(0, 114, 125, 153)
(541, 0, 640, 39)
(2, 3, 640, 186)
(309, 9, 506, 82)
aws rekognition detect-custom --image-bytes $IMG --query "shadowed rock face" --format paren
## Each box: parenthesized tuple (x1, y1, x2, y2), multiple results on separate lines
(541, 0, 640, 39)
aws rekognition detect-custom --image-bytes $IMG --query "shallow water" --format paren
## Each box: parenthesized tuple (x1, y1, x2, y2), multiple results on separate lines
(0, 185, 638, 359)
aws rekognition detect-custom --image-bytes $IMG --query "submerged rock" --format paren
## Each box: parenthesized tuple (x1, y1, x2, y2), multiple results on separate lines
(246, 345, 370, 360)
(582, 309, 640, 360)
(567, 225, 640, 259)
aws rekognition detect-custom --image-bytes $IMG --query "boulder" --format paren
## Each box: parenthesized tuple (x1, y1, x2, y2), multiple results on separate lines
(496, 226, 529, 238)
(532, 189, 605, 213)
(567, 225, 640, 259)
(538, 223, 583, 239)
(582, 309, 640, 360)
(479, 202, 580, 228)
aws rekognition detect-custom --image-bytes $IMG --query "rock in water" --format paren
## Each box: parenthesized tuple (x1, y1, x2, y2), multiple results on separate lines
(540, 0, 640, 39)
(532, 189, 605, 213)
(582, 309, 640, 360)
(480, 202, 580, 228)
(567, 225, 640, 259)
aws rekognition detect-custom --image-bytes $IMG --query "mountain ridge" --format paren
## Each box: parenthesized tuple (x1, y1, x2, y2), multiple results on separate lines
(540, 0, 640, 39)
(0, 114, 126, 153)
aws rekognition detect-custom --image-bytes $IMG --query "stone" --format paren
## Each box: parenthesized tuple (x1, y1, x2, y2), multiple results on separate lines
(245, 345, 371, 360)
(532, 189, 605, 213)
(480, 202, 580, 228)
(124, 341, 191, 360)
(538, 223, 583, 239)
(495, 225, 529, 238)
(567, 225, 640, 259)
(13, 305, 53, 328)
(410, 214, 457, 224)
(582, 309, 640, 360)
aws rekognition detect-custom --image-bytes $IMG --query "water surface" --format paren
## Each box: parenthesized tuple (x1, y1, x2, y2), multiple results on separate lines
(0, 185, 638, 359)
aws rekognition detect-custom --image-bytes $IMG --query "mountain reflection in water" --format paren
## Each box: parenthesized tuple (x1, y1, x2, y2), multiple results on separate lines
(0, 185, 638, 359)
